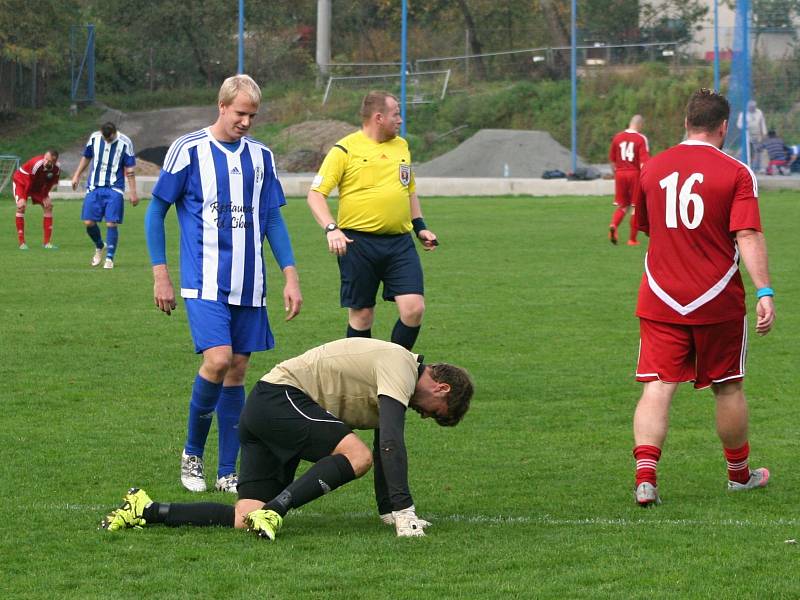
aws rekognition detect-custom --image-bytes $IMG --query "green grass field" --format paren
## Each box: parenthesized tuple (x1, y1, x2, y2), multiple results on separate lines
(2, 192, 799, 599)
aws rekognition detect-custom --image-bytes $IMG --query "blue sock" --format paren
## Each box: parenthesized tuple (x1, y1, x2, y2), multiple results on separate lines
(86, 224, 103, 248)
(216, 386, 245, 477)
(185, 375, 223, 457)
(106, 227, 119, 259)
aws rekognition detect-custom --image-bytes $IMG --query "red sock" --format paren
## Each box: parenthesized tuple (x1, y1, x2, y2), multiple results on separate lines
(628, 208, 638, 242)
(15, 214, 25, 245)
(723, 442, 750, 484)
(610, 207, 626, 229)
(43, 215, 53, 245)
(634, 444, 662, 487)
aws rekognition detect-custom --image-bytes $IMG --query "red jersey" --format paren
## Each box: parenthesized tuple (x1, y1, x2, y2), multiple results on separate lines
(12, 155, 61, 200)
(609, 129, 650, 173)
(635, 140, 761, 325)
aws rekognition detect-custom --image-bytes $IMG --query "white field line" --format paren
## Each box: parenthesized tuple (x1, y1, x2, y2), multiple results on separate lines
(52, 504, 800, 528)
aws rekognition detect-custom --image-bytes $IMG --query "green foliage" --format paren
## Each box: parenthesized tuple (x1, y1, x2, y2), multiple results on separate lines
(0, 0, 80, 64)
(1, 192, 799, 598)
(0, 106, 102, 158)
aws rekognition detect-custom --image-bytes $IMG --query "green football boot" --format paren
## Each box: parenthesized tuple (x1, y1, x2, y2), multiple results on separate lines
(100, 487, 152, 531)
(245, 509, 283, 541)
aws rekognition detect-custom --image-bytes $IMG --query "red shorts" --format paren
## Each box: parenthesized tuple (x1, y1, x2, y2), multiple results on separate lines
(613, 171, 640, 208)
(12, 180, 47, 205)
(636, 317, 747, 389)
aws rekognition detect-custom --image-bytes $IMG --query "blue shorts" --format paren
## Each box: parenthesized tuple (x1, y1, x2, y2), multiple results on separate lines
(337, 229, 424, 309)
(81, 188, 125, 223)
(184, 298, 273, 354)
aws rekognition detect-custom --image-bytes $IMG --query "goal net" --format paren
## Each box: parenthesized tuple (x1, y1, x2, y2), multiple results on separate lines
(322, 69, 451, 105)
(0, 155, 20, 196)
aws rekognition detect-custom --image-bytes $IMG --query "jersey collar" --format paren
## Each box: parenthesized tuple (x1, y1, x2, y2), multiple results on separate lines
(206, 127, 245, 156)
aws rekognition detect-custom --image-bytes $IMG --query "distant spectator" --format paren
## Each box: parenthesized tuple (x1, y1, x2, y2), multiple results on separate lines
(787, 143, 800, 173)
(736, 100, 768, 172)
(759, 130, 790, 175)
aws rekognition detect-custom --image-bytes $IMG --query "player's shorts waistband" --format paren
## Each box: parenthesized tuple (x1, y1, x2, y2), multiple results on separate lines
(341, 228, 411, 240)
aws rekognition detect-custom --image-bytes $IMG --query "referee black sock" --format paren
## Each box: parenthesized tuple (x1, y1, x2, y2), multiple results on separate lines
(347, 324, 371, 339)
(143, 501, 235, 528)
(391, 319, 421, 350)
(266, 454, 356, 516)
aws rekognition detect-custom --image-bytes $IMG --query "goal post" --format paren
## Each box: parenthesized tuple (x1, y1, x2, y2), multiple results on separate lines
(0, 155, 20, 196)
(322, 69, 451, 105)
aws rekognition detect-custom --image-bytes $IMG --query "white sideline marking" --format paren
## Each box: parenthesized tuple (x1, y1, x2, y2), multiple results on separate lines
(59, 504, 800, 528)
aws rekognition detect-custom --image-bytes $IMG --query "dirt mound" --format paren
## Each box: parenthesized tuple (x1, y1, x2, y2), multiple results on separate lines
(273, 119, 357, 172)
(136, 158, 162, 176)
(414, 129, 589, 178)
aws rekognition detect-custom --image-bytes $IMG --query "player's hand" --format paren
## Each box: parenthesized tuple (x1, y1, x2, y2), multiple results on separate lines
(326, 229, 353, 256)
(130, 194, 140, 207)
(417, 230, 438, 251)
(153, 267, 177, 315)
(71, 177, 79, 191)
(392, 507, 429, 537)
(282, 270, 303, 321)
(755, 296, 775, 336)
(381, 507, 431, 529)
(41, 196, 53, 210)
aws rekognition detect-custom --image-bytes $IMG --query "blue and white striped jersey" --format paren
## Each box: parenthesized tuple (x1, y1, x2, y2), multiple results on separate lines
(81, 131, 136, 193)
(152, 128, 287, 307)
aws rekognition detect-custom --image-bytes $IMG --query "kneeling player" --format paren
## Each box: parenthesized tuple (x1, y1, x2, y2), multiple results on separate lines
(101, 338, 473, 539)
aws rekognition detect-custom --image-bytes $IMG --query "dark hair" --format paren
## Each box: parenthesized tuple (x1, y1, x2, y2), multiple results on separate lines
(101, 122, 117, 139)
(685, 89, 730, 133)
(428, 363, 474, 427)
(768, 129, 777, 137)
(359, 91, 397, 122)
(45, 149, 59, 159)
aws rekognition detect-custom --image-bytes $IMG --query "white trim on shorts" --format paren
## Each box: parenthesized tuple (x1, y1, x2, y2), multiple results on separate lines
(284, 390, 343, 424)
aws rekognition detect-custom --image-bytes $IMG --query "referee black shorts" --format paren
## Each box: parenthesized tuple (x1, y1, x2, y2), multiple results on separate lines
(337, 229, 424, 309)
(237, 381, 352, 503)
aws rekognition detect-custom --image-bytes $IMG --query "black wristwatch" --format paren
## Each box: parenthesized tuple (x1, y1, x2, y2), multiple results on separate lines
(325, 222, 338, 233)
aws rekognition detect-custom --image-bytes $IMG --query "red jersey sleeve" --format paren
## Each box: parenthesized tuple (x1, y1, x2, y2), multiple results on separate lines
(729, 166, 761, 233)
(634, 164, 649, 235)
(639, 141, 651, 167)
(608, 136, 618, 164)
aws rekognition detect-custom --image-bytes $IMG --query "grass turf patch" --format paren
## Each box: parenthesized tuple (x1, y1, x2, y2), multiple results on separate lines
(1, 191, 798, 598)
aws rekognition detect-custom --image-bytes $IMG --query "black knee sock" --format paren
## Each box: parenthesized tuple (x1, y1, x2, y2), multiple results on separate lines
(347, 324, 371, 339)
(265, 454, 356, 517)
(143, 502, 235, 527)
(391, 319, 421, 350)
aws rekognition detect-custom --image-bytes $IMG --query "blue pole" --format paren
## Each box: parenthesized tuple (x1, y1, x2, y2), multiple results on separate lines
(741, 0, 750, 164)
(238, 0, 244, 74)
(570, 0, 577, 173)
(400, 0, 408, 137)
(87, 24, 95, 102)
(713, 0, 720, 92)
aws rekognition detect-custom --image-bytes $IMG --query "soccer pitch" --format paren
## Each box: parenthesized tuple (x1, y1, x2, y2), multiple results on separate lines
(2, 192, 798, 598)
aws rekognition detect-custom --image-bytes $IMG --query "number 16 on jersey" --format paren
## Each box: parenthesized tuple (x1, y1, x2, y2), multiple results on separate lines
(659, 172, 704, 230)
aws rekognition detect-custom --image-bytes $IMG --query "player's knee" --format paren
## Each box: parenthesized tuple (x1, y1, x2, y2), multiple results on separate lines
(202, 354, 233, 380)
(349, 308, 374, 330)
(347, 446, 373, 478)
(400, 299, 425, 324)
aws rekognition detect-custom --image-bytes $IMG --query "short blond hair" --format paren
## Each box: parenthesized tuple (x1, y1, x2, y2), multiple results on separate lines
(218, 74, 261, 106)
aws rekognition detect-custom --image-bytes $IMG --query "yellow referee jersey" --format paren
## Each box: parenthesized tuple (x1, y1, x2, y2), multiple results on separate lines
(311, 130, 417, 234)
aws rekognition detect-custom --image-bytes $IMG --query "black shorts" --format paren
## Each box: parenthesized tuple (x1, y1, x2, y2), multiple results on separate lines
(337, 229, 424, 309)
(237, 381, 352, 502)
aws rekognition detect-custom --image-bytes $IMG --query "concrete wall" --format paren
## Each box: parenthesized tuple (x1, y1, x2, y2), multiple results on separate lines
(51, 173, 796, 200)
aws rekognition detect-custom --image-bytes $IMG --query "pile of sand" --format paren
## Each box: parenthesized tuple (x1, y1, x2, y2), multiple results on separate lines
(414, 129, 588, 178)
(272, 119, 357, 172)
